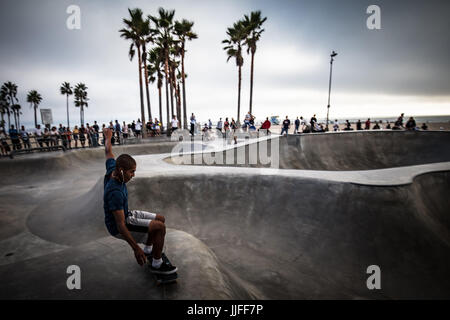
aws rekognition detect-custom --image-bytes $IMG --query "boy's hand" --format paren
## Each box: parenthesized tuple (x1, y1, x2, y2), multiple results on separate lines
(134, 247, 147, 266)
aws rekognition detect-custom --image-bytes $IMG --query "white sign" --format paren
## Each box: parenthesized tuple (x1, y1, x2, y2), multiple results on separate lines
(40, 109, 53, 125)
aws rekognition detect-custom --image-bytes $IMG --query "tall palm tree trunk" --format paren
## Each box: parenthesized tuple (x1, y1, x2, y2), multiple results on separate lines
(176, 82, 182, 125)
(137, 45, 146, 136)
(7, 109, 11, 129)
(181, 49, 188, 129)
(13, 110, 18, 129)
(158, 84, 162, 123)
(164, 53, 170, 136)
(249, 51, 255, 115)
(34, 105, 38, 128)
(237, 65, 242, 124)
(169, 66, 175, 119)
(66, 95, 70, 128)
(143, 44, 152, 123)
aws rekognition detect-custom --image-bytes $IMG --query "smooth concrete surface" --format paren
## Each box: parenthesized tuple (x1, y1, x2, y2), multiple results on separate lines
(0, 131, 449, 299)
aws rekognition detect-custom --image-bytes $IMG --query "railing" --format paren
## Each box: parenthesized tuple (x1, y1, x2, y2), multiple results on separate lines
(0, 130, 154, 159)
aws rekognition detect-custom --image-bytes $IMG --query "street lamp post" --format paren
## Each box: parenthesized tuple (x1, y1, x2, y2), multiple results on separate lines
(326, 50, 337, 131)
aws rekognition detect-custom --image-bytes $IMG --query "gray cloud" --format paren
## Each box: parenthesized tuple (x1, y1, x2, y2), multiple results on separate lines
(0, 0, 448, 127)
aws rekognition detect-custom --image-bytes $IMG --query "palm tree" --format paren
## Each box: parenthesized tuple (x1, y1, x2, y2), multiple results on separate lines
(27, 90, 43, 128)
(242, 11, 267, 115)
(168, 43, 181, 121)
(0, 95, 8, 130)
(147, 46, 165, 123)
(150, 8, 176, 136)
(223, 20, 247, 124)
(60, 82, 73, 128)
(74, 83, 89, 125)
(174, 19, 197, 129)
(141, 17, 155, 123)
(11, 104, 22, 129)
(120, 8, 147, 135)
(1, 81, 18, 129)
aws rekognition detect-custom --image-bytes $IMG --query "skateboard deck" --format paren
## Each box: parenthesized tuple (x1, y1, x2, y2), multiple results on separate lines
(146, 252, 178, 285)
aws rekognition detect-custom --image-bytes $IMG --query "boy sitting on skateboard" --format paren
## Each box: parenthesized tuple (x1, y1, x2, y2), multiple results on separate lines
(102, 128, 177, 275)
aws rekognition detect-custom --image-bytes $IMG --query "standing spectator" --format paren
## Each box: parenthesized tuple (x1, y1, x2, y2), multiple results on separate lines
(310, 114, 317, 128)
(66, 127, 72, 149)
(230, 118, 238, 144)
(405, 117, 417, 130)
(216, 118, 223, 133)
(131, 120, 136, 137)
(50, 127, 59, 146)
(333, 119, 339, 132)
(43, 128, 51, 147)
(20, 126, 31, 149)
(122, 121, 129, 140)
(73, 125, 80, 148)
(397, 113, 405, 128)
(154, 118, 161, 136)
(294, 117, 300, 134)
(114, 120, 121, 144)
(9, 125, 22, 150)
(386, 121, 391, 129)
(0, 128, 11, 155)
(281, 116, 290, 136)
(260, 117, 271, 134)
(61, 127, 68, 149)
(190, 113, 196, 136)
(364, 118, 371, 130)
(356, 120, 362, 130)
(79, 124, 86, 148)
(135, 119, 142, 138)
(58, 124, 64, 146)
(244, 111, 252, 130)
(34, 124, 44, 148)
(93, 121, 100, 146)
(171, 115, 179, 134)
(300, 116, 307, 132)
(146, 120, 153, 136)
(224, 117, 230, 132)
(86, 123, 93, 147)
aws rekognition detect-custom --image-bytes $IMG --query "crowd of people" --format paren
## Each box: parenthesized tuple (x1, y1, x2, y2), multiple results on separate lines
(0, 112, 436, 157)
(0, 117, 168, 156)
(276, 113, 428, 135)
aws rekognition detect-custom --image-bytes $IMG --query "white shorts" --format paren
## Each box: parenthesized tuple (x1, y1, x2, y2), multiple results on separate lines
(114, 210, 157, 244)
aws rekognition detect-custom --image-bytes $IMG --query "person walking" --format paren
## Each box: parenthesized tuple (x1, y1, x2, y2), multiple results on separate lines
(190, 113, 196, 136)
(281, 116, 291, 136)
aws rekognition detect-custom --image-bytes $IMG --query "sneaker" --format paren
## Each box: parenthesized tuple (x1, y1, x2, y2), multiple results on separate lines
(150, 260, 178, 275)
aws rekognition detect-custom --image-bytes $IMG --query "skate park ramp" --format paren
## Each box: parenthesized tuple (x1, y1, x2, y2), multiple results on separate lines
(0, 131, 450, 299)
(170, 130, 450, 170)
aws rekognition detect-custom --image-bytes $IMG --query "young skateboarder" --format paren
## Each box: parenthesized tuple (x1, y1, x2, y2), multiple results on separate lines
(102, 128, 177, 274)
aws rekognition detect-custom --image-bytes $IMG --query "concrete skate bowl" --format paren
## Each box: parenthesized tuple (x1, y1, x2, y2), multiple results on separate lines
(128, 171, 450, 299)
(173, 131, 450, 170)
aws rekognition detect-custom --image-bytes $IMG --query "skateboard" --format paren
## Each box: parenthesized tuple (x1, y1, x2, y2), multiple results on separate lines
(146, 252, 178, 285)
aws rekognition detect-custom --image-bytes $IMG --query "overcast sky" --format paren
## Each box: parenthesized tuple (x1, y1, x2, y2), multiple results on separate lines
(0, 0, 449, 127)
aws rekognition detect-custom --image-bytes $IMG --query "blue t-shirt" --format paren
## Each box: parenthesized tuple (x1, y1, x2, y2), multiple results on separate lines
(103, 158, 129, 236)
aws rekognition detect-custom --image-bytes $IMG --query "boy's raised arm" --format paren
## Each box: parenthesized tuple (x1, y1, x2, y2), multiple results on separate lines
(103, 128, 114, 160)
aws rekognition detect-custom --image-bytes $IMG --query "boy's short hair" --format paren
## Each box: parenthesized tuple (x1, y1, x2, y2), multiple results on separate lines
(116, 154, 136, 171)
